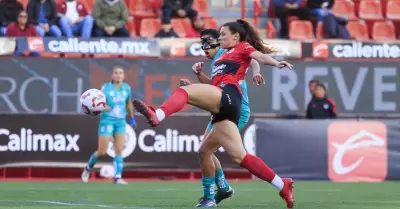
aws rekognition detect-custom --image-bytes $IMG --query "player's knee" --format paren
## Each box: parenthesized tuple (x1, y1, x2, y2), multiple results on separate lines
(230, 154, 245, 165)
(198, 146, 213, 159)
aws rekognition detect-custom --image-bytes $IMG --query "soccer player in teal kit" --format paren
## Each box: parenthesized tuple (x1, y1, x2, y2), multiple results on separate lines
(81, 66, 136, 184)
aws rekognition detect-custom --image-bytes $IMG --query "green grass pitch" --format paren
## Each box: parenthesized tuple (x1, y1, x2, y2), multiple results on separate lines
(0, 181, 398, 209)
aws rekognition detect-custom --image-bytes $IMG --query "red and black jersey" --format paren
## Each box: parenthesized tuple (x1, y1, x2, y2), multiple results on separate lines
(211, 42, 256, 94)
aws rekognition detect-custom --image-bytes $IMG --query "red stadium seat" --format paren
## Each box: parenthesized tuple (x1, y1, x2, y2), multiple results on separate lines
(18, 0, 29, 9)
(193, 0, 210, 17)
(346, 20, 370, 40)
(126, 19, 136, 37)
(332, 0, 357, 20)
(372, 21, 396, 40)
(129, 0, 158, 18)
(171, 19, 188, 37)
(289, 20, 315, 40)
(386, 0, 400, 20)
(358, 0, 384, 21)
(287, 16, 299, 25)
(140, 18, 161, 38)
(316, 22, 324, 39)
(266, 21, 276, 39)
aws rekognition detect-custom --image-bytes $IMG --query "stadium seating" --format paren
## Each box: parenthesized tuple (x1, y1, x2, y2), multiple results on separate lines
(358, 0, 384, 21)
(129, 0, 159, 17)
(346, 20, 370, 40)
(140, 18, 161, 38)
(18, 0, 29, 9)
(372, 21, 396, 40)
(316, 22, 324, 39)
(332, 0, 358, 20)
(266, 21, 276, 39)
(126, 19, 137, 37)
(192, 0, 210, 17)
(289, 20, 315, 40)
(386, 0, 400, 20)
(171, 19, 188, 37)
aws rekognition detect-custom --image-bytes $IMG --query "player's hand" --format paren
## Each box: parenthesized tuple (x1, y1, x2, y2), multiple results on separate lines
(104, 105, 111, 112)
(192, 62, 204, 75)
(129, 117, 136, 129)
(276, 61, 293, 70)
(179, 79, 192, 87)
(252, 73, 265, 85)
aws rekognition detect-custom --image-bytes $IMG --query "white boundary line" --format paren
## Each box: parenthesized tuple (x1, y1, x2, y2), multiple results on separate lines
(0, 200, 158, 209)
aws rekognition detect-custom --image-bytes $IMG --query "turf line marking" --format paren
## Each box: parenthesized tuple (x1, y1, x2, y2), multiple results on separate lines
(0, 200, 158, 209)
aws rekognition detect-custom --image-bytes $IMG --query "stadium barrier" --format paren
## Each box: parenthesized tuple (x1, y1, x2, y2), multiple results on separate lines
(255, 119, 400, 182)
(0, 58, 398, 115)
(0, 115, 255, 180)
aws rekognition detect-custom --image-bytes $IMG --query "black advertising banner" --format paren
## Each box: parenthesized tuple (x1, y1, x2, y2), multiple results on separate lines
(255, 119, 400, 181)
(0, 58, 398, 115)
(0, 115, 255, 169)
(16, 37, 161, 56)
(306, 41, 400, 59)
(158, 38, 302, 58)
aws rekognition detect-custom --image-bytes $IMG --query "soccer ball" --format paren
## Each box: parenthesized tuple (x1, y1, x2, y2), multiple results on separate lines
(80, 89, 106, 116)
(99, 165, 115, 179)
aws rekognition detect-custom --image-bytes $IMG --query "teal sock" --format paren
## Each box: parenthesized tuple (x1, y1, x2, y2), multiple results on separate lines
(87, 153, 98, 170)
(114, 156, 123, 178)
(215, 169, 230, 192)
(202, 176, 215, 199)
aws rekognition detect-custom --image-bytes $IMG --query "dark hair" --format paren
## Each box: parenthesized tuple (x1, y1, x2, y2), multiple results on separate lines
(222, 19, 271, 54)
(309, 79, 320, 85)
(112, 66, 124, 72)
(200, 29, 220, 40)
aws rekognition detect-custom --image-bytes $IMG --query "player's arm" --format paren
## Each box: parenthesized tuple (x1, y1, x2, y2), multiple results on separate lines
(196, 72, 212, 84)
(249, 51, 293, 69)
(126, 87, 136, 127)
(192, 62, 211, 84)
(250, 59, 265, 85)
(101, 84, 111, 111)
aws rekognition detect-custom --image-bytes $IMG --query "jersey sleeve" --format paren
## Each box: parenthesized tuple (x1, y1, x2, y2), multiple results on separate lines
(239, 42, 257, 58)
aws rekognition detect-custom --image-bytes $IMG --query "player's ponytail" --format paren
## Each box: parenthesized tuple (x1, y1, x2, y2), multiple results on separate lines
(223, 19, 273, 54)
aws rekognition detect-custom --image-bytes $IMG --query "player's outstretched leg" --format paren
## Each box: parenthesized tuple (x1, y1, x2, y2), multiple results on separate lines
(214, 121, 294, 209)
(213, 154, 234, 204)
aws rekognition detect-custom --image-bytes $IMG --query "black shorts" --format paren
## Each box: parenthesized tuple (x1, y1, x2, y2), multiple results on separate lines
(211, 84, 242, 126)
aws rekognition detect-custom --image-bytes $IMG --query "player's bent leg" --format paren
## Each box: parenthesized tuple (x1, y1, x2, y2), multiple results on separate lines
(133, 84, 222, 127)
(213, 121, 294, 209)
(196, 129, 220, 208)
(82, 135, 110, 183)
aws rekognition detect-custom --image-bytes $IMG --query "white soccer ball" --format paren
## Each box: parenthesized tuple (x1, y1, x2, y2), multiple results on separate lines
(99, 165, 115, 179)
(80, 89, 106, 116)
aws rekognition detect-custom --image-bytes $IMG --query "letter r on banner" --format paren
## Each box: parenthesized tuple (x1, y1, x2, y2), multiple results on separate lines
(328, 121, 388, 182)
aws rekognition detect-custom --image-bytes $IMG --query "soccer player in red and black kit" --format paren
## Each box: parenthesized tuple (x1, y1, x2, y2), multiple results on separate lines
(133, 19, 295, 208)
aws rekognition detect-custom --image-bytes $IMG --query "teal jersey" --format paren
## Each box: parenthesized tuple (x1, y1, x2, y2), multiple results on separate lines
(100, 81, 132, 120)
(211, 48, 250, 114)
